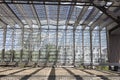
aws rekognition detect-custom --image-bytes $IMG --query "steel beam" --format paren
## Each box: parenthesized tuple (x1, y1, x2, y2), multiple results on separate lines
(0, 0, 119, 7)
(15, 4, 33, 29)
(44, 5, 49, 27)
(65, 5, 74, 30)
(82, 8, 99, 29)
(90, 14, 105, 30)
(5, 4, 24, 28)
(94, 6, 119, 25)
(30, 4, 41, 27)
(0, 18, 7, 26)
(73, 6, 89, 30)
(91, 3, 119, 30)
(100, 18, 113, 30)
(0, 4, 15, 27)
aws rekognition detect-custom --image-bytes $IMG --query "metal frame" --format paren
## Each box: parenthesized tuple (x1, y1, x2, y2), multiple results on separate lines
(0, 0, 118, 66)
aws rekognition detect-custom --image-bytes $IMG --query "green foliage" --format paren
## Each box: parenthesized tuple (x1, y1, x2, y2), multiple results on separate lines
(96, 66, 109, 71)
(79, 65, 84, 69)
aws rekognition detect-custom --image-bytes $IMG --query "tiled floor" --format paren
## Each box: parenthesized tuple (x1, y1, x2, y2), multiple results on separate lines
(0, 67, 119, 80)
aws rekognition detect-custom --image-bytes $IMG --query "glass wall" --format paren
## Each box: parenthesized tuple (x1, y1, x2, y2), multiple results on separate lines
(0, 25, 108, 66)
(101, 28, 108, 63)
(92, 28, 100, 63)
(84, 28, 90, 64)
(0, 29, 3, 61)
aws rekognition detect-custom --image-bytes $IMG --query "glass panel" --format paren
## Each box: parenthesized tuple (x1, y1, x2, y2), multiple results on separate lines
(92, 29, 100, 63)
(0, 24, 108, 65)
(84, 29, 90, 64)
(101, 29, 107, 63)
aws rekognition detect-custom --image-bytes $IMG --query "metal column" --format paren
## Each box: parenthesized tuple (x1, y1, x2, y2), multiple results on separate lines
(20, 27, 24, 62)
(73, 29, 76, 66)
(11, 28, 15, 62)
(106, 28, 110, 63)
(38, 28, 41, 62)
(99, 29, 102, 63)
(55, 4, 60, 65)
(55, 26, 58, 65)
(38, 50, 41, 61)
(64, 30, 67, 65)
(29, 32, 33, 62)
(90, 29, 93, 68)
(2, 25, 7, 62)
(82, 29, 84, 65)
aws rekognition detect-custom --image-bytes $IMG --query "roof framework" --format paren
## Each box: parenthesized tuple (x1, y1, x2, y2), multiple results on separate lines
(0, 0, 119, 31)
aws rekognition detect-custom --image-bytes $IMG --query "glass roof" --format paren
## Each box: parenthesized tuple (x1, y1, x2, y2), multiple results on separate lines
(7, 4, 101, 29)
(0, 0, 119, 30)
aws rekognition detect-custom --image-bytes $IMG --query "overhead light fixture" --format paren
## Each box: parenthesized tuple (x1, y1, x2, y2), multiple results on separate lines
(88, 6, 93, 9)
(106, 2, 112, 6)
(75, 6, 83, 9)
(93, 0, 107, 6)
(61, 2, 71, 5)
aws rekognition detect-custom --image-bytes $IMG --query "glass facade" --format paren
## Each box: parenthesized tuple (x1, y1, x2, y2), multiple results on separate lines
(0, 2, 110, 66)
(0, 25, 108, 65)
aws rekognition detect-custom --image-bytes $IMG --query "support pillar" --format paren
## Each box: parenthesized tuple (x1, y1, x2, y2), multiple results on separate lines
(20, 49, 23, 62)
(90, 29, 93, 68)
(2, 25, 7, 62)
(64, 48, 67, 65)
(29, 50, 32, 62)
(73, 29, 76, 66)
(38, 28, 41, 62)
(99, 30, 102, 63)
(106, 28, 110, 63)
(82, 29, 84, 65)
(1, 49, 5, 62)
(20, 26, 24, 62)
(106, 28, 111, 70)
(64, 30, 67, 65)
(38, 50, 41, 62)
(55, 26, 58, 65)
(11, 50, 15, 62)
(28, 32, 33, 62)
(11, 29, 15, 62)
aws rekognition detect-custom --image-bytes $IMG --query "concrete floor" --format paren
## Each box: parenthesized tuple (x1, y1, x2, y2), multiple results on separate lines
(0, 67, 119, 80)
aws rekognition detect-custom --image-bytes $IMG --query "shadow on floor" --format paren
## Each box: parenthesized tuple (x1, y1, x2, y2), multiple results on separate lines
(97, 75, 110, 80)
(48, 67, 56, 80)
(9, 68, 31, 75)
(80, 69, 109, 80)
(63, 67, 83, 80)
(0, 69, 12, 73)
(0, 68, 32, 78)
(20, 67, 45, 80)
